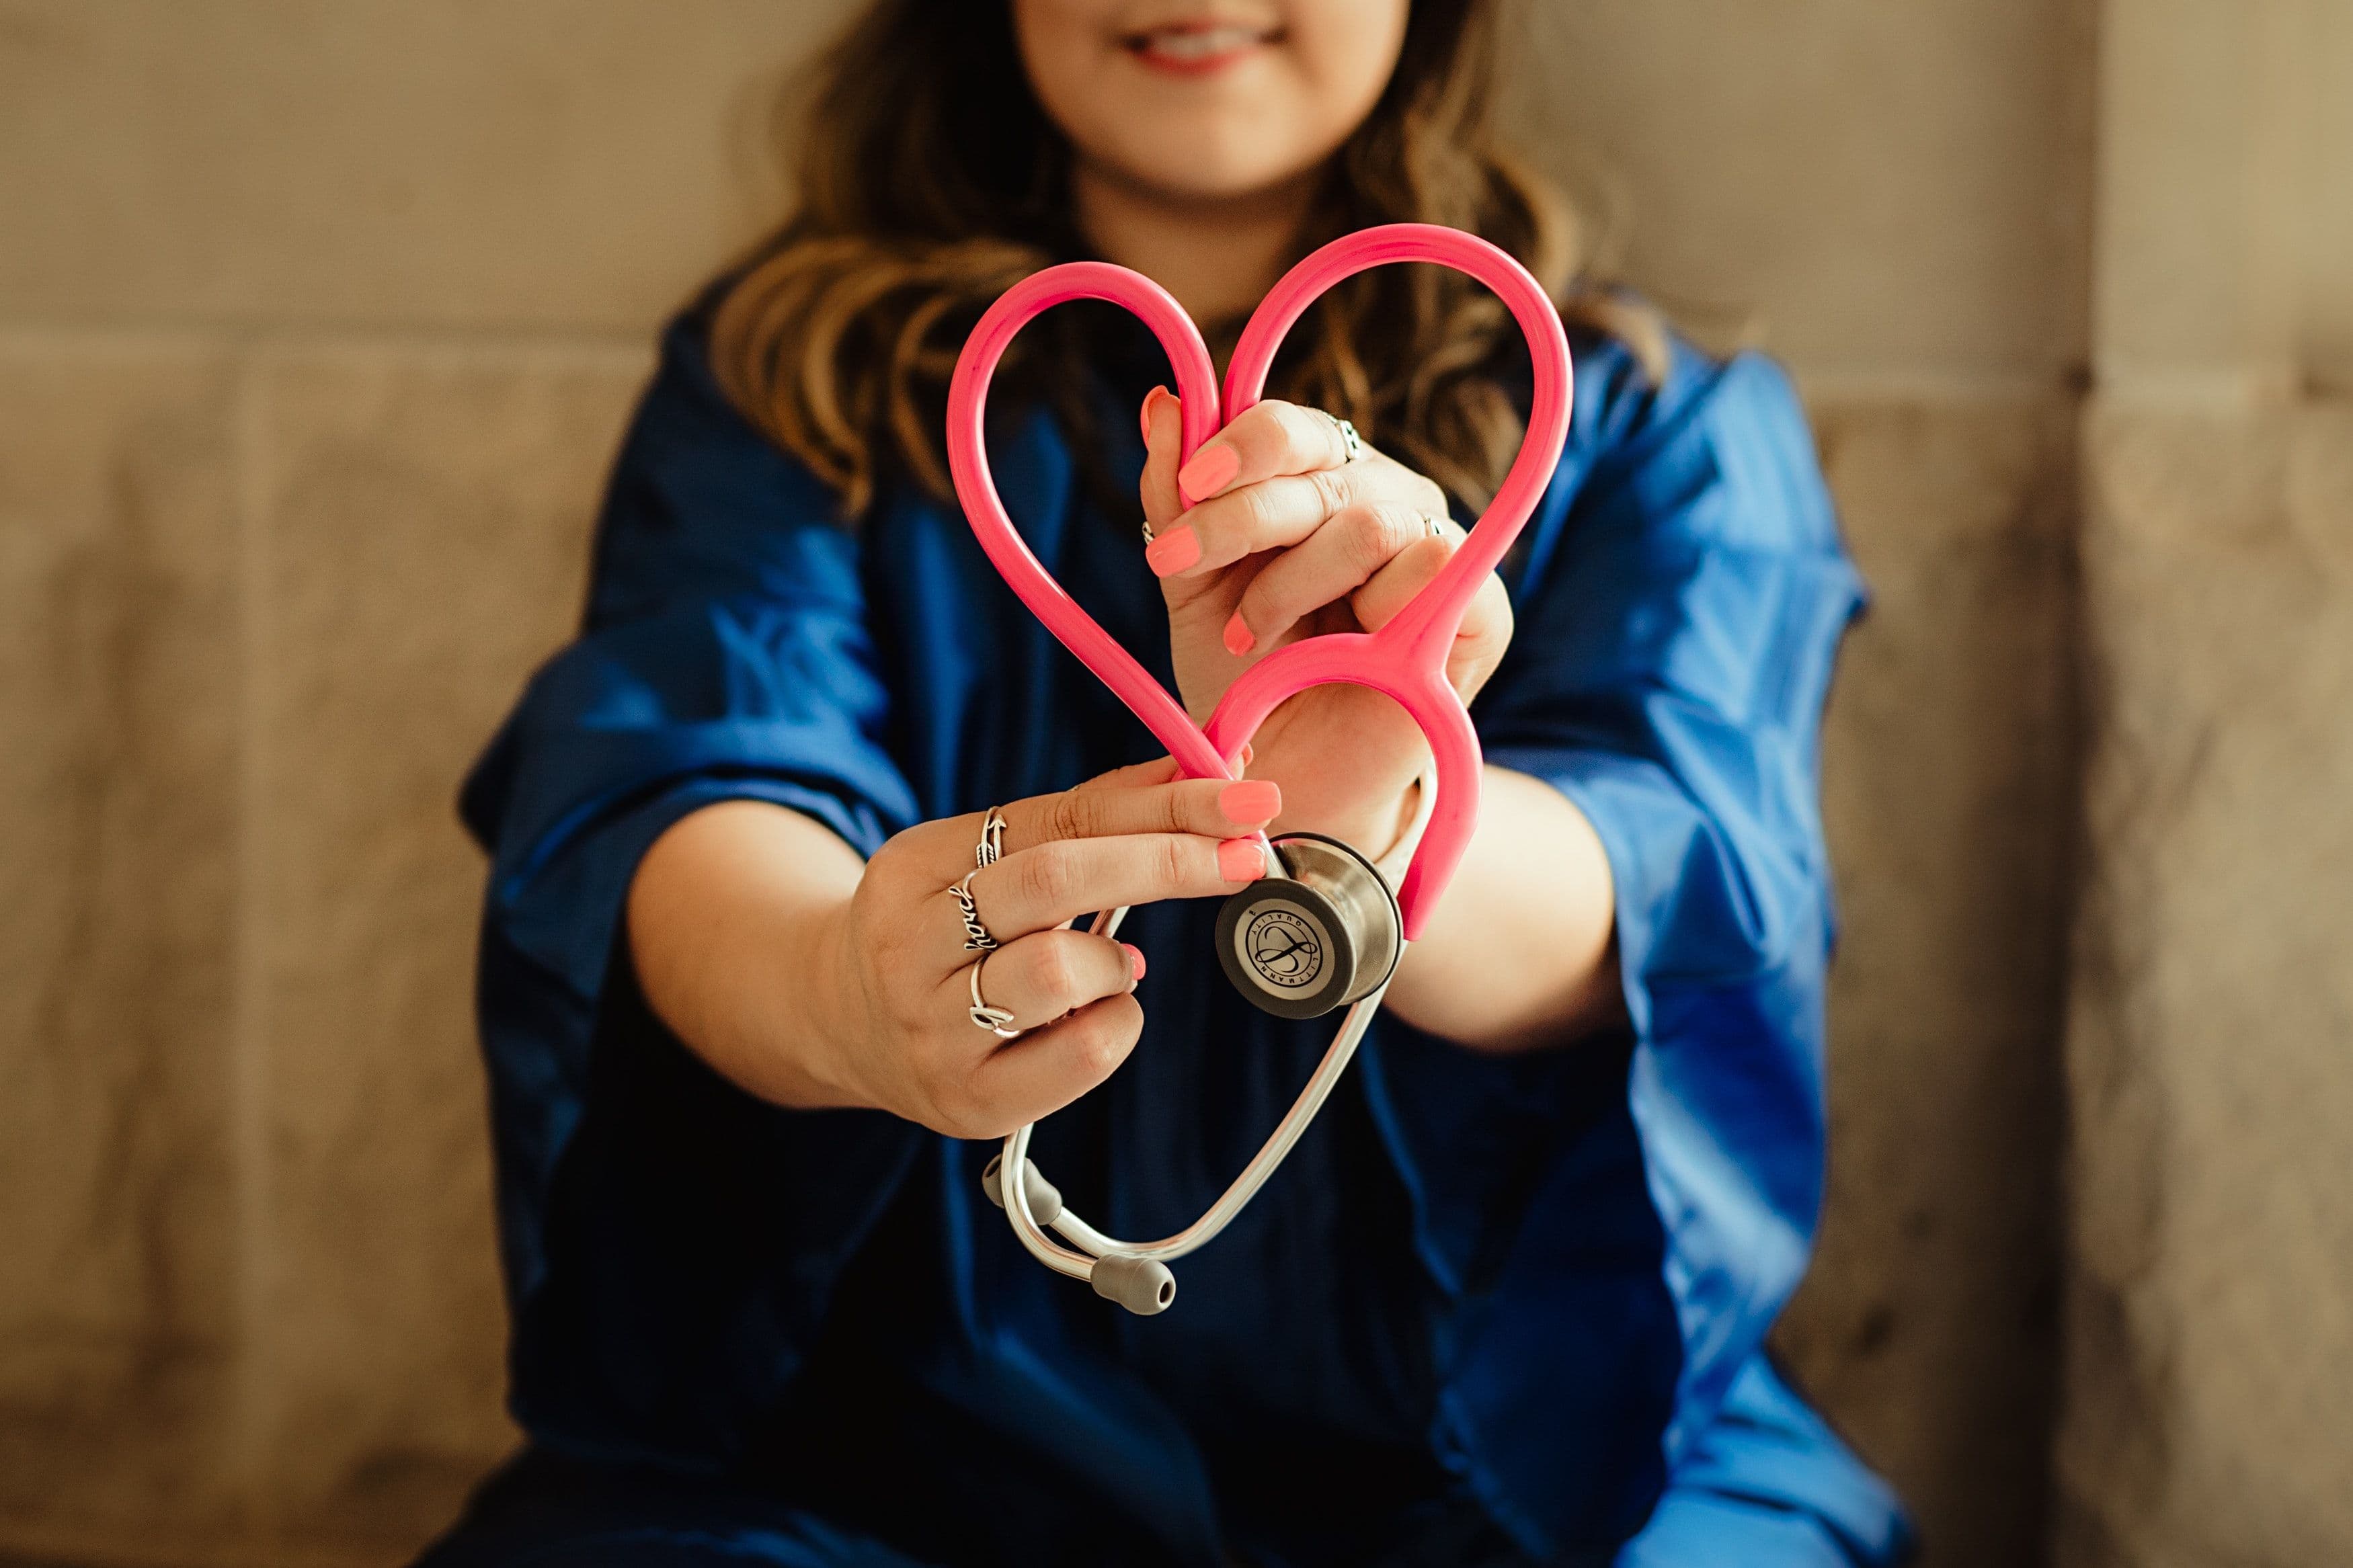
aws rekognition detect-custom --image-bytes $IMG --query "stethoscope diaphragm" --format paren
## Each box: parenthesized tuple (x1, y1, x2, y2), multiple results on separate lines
(1215, 833, 1402, 1020)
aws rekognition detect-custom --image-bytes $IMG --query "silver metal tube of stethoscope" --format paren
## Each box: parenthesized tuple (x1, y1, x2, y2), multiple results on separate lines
(995, 968, 1396, 1275)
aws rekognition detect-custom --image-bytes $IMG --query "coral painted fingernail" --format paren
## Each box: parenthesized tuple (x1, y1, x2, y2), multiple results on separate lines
(1144, 526, 1200, 576)
(1222, 611, 1255, 656)
(1139, 385, 1170, 443)
(1218, 838, 1267, 882)
(1220, 780, 1281, 823)
(1178, 443, 1239, 505)
(1123, 942, 1147, 982)
(1240, 743, 1254, 766)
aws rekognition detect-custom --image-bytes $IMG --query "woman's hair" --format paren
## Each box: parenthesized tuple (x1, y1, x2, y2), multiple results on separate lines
(709, 0, 1666, 520)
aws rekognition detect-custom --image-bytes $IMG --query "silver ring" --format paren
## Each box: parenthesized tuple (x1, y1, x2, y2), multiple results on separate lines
(968, 952, 1020, 1038)
(949, 870, 998, 952)
(1321, 410, 1365, 463)
(977, 806, 1008, 868)
(1423, 513, 1447, 539)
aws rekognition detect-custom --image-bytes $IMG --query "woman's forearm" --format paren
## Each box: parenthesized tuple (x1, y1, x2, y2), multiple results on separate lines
(1382, 764, 1622, 1053)
(629, 800, 867, 1110)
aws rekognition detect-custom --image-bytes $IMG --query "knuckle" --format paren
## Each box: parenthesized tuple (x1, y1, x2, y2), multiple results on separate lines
(1239, 481, 1287, 532)
(1047, 787, 1092, 845)
(1242, 402, 1291, 446)
(1353, 505, 1413, 567)
(1070, 1002, 1140, 1079)
(1308, 466, 1353, 514)
(1156, 833, 1194, 891)
(1018, 845, 1072, 909)
(1029, 936, 1082, 1006)
(1285, 401, 1332, 450)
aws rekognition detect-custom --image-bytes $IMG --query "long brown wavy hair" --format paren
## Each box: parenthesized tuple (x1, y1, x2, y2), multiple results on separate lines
(709, 0, 1665, 521)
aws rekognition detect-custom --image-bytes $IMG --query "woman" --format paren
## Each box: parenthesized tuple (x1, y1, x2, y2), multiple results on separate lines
(429, 2, 1911, 1564)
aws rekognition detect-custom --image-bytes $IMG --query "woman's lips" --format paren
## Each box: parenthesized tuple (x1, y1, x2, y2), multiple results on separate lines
(1125, 23, 1275, 77)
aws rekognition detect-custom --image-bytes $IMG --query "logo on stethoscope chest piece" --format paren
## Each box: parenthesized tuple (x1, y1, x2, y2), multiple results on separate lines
(1242, 905, 1325, 989)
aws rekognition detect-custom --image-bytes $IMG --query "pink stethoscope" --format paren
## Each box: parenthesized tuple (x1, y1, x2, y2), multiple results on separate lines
(946, 222, 1572, 1314)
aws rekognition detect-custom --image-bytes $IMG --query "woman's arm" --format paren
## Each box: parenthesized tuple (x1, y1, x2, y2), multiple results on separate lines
(1381, 764, 1622, 1052)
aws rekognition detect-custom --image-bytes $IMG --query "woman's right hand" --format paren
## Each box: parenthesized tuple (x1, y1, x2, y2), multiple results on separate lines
(631, 758, 1281, 1142)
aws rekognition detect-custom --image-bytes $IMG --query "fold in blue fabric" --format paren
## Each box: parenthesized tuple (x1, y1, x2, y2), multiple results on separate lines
(455, 298, 1913, 1567)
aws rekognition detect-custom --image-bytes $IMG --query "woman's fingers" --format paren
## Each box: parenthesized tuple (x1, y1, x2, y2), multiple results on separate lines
(1226, 501, 1444, 653)
(991, 771, 1280, 857)
(960, 927, 1141, 1034)
(953, 831, 1265, 956)
(1174, 399, 1352, 506)
(959, 992, 1146, 1135)
(1150, 448, 1449, 581)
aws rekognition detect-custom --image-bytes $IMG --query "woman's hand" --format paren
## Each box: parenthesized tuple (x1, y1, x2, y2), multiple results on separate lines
(1136, 389, 1514, 856)
(629, 760, 1282, 1139)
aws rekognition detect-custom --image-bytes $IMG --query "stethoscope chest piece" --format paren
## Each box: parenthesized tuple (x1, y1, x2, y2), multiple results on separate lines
(1215, 833, 1402, 1020)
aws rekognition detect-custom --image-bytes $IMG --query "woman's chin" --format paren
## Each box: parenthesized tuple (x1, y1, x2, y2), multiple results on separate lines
(1086, 132, 1330, 211)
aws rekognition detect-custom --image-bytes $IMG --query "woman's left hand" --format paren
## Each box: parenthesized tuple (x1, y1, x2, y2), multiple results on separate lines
(1137, 388, 1514, 857)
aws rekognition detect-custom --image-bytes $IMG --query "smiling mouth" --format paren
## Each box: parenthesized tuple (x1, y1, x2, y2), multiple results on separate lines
(1124, 21, 1279, 76)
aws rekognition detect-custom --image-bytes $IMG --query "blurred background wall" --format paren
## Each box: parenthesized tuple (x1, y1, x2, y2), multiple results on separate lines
(0, 3, 2343, 1566)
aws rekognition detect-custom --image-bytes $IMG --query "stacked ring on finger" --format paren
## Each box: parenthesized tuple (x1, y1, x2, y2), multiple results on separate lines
(1318, 409, 1365, 463)
(976, 804, 1008, 868)
(949, 870, 998, 952)
(968, 952, 1020, 1038)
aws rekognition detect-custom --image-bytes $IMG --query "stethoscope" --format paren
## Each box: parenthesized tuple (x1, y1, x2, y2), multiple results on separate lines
(945, 222, 1574, 1314)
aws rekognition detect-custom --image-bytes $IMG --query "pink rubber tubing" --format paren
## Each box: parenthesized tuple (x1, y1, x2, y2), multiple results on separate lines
(945, 223, 1574, 938)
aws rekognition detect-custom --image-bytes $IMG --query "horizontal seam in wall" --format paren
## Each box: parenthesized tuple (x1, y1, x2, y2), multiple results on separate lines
(0, 315, 654, 362)
(1793, 368, 2081, 405)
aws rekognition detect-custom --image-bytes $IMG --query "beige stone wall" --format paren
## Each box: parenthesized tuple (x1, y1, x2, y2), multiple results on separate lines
(2053, 5, 2353, 1567)
(1514, 9, 2094, 1565)
(2, 3, 2335, 1567)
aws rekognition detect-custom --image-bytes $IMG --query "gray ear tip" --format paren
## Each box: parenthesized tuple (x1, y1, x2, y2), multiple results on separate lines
(980, 1155, 1063, 1227)
(1090, 1253, 1177, 1316)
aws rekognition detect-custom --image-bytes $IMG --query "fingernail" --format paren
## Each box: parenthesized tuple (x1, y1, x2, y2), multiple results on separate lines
(1218, 838, 1267, 882)
(1220, 780, 1281, 823)
(1144, 526, 1199, 576)
(1177, 443, 1239, 505)
(1240, 743, 1254, 766)
(1138, 385, 1170, 443)
(1222, 610, 1254, 656)
(1123, 942, 1147, 982)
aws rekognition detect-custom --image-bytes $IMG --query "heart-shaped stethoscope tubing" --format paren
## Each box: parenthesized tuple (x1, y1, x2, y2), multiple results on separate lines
(946, 222, 1574, 1314)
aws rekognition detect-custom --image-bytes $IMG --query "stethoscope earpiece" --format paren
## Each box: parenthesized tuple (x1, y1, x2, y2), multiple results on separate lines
(1215, 833, 1402, 1020)
(1088, 1253, 1177, 1315)
(981, 1153, 1062, 1226)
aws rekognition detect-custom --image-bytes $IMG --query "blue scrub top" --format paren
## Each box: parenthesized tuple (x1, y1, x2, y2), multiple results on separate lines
(455, 298, 1912, 1568)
